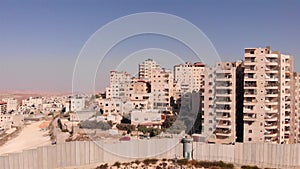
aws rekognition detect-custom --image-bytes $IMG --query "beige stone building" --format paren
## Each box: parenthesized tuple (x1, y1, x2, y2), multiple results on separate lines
(243, 46, 296, 144)
(0, 102, 7, 114)
(2, 98, 18, 112)
(138, 59, 161, 81)
(204, 62, 243, 144)
(106, 71, 131, 99)
(150, 67, 174, 110)
(174, 62, 206, 96)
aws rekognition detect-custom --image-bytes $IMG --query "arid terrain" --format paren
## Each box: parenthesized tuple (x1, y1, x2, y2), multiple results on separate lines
(0, 120, 51, 155)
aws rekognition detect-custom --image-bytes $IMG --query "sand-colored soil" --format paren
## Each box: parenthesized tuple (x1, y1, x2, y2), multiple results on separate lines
(0, 120, 51, 155)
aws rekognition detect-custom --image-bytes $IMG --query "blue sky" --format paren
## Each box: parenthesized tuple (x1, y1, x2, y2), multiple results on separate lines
(0, 0, 299, 92)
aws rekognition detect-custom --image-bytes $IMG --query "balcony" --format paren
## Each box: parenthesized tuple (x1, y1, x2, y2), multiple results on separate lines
(265, 83, 278, 89)
(245, 54, 256, 58)
(265, 59, 278, 66)
(265, 107, 278, 114)
(266, 54, 278, 58)
(264, 131, 278, 137)
(244, 108, 254, 113)
(244, 98, 257, 105)
(216, 124, 231, 129)
(216, 74, 232, 78)
(265, 92, 278, 97)
(216, 105, 231, 110)
(244, 89, 257, 97)
(244, 114, 256, 121)
(265, 123, 278, 129)
(244, 61, 256, 66)
(265, 100, 278, 105)
(265, 77, 279, 81)
(216, 115, 231, 121)
(244, 82, 257, 88)
(215, 77, 232, 81)
(216, 93, 232, 97)
(214, 128, 231, 137)
(215, 69, 232, 74)
(215, 132, 231, 137)
(265, 115, 278, 122)
(216, 86, 232, 90)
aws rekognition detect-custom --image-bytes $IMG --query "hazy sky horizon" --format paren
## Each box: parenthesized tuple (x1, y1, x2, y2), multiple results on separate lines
(0, 0, 299, 93)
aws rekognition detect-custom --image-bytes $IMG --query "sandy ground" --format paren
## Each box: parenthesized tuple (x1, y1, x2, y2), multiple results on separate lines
(0, 121, 51, 155)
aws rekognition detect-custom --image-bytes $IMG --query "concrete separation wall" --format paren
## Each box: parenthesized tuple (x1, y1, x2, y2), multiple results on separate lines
(0, 139, 299, 169)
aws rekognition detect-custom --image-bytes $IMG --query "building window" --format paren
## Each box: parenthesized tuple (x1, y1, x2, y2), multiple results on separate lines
(248, 138, 252, 141)
(249, 130, 252, 133)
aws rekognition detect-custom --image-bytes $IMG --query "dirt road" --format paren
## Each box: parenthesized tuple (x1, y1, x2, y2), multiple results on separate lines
(0, 120, 51, 155)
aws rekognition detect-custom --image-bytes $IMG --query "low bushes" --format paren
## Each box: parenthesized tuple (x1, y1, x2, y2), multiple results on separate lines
(241, 165, 260, 169)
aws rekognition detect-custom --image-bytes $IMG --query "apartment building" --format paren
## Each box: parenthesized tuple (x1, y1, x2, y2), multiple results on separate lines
(0, 102, 7, 114)
(0, 114, 24, 131)
(243, 46, 296, 144)
(138, 59, 161, 81)
(173, 62, 207, 135)
(98, 98, 123, 115)
(70, 97, 85, 112)
(174, 62, 206, 98)
(106, 71, 131, 99)
(2, 98, 18, 112)
(293, 72, 300, 143)
(150, 67, 174, 110)
(204, 62, 243, 144)
(21, 97, 43, 108)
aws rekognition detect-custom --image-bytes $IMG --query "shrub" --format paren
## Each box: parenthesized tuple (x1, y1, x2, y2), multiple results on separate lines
(177, 158, 188, 166)
(143, 158, 158, 165)
(96, 163, 108, 169)
(134, 160, 141, 165)
(189, 160, 201, 168)
(112, 161, 121, 168)
(241, 165, 260, 169)
(116, 123, 136, 132)
(198, 161, 234, 169)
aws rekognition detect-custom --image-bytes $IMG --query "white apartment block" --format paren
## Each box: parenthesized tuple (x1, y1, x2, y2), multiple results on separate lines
(70, 97, 85, 112)
(106, 71, 131, 99)
(243, 46, 296, 144)
(2, 98, 18, 112)
(138, 58, 161, 81)
(150, 67, 174, 110)
(22, 97, 43, 109)
(0, 114, 24, 131)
